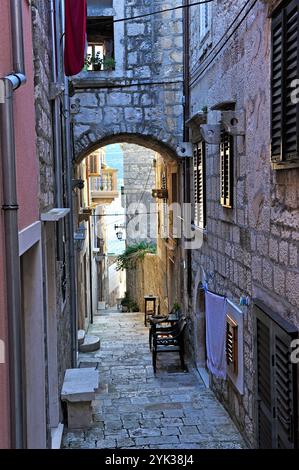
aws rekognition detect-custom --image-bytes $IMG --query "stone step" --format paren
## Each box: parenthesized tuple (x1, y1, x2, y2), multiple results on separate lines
(77, 330, 86, 346)
(79, 335, 101, 353)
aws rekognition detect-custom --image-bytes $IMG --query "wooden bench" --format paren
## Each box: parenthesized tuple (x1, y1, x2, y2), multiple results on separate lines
(61, 368, 99, 429)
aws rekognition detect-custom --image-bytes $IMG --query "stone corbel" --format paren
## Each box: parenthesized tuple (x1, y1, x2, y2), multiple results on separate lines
(176, 142, 193, 158)
(186, 111, 207, 143)
(221, 110, 246, 136)
(200, 124, 221, 145)
(211, 101, 245, 136)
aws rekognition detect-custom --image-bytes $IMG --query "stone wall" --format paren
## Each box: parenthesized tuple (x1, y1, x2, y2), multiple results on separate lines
(122, 143, 157, 246)
(31, 0, 73, 426)
(70, 0, 184, 160)
(127, 253, 169, 315)
(188, 0, 299, 448)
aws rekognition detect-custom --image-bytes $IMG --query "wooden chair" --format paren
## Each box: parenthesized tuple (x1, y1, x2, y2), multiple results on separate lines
(149, 311, 179, 350)
(152, 317, 187, 373)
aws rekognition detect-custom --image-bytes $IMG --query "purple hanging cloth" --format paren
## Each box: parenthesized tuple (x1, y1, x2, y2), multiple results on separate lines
(205, 290, 227, 379)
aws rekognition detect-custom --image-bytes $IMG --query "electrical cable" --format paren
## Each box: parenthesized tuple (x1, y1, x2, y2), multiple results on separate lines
(190, 0, 259, 87)
(88, 1, 215, 24)
(89, 212, 158, 217)
(74, 79, 184, 92)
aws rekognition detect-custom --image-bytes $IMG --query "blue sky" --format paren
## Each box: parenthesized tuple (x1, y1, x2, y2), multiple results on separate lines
(105, 144, 126, 255)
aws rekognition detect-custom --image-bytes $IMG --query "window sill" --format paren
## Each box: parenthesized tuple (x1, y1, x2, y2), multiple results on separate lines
(271, 160, 299, 170)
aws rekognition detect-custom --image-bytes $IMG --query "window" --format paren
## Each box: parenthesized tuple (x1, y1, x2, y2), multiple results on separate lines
(193, 141, 206, 228)
(220, 131, 233, 209)
(88, 153, 100, 175)
(199, 3, 211, 40)
(271, 0, 299, 168)
(86, 17, 115, 71)
(255, 300, 298, 449)
(161, 172, 168, 238)
(226, 316, 238, 375)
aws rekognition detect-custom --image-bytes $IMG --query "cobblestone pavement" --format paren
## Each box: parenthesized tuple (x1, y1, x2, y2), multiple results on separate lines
(63, 309, 246, 449)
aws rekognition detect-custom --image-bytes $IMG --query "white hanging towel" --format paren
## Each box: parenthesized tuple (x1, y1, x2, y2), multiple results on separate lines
(205, 290, 227, 379)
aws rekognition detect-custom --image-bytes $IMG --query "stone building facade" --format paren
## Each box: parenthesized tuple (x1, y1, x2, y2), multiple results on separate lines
(122, 143, 157, 246)
(187, 0, 299, 448)
(70, 0, 186, 322)
(70, 0, 185, 161)
(31, 0, 73, 447)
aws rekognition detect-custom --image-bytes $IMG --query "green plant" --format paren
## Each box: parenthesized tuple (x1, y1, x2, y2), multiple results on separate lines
(102, 56, 116, 70)
(121, 292, 139, 312)
(116, 242, 157, 271)
(84, 53, 115, 71)
(172, 301, 181, 313)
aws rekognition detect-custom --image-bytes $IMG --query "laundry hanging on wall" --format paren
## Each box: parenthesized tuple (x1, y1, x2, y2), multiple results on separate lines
(205, 290, 227, 379)
(64, 0, 87, 77)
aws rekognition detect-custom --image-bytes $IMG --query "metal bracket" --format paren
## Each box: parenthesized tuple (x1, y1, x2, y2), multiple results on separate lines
(200, 124, 221, 144)
(176, 142, 193, 158)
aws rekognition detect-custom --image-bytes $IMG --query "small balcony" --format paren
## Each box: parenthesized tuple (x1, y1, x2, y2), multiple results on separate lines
(89, 169, 118, 206)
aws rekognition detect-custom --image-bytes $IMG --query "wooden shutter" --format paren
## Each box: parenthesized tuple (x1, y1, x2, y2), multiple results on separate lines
(255, 300, 299, 449)
(88, 153, 99, 175)
(193, 141, 206, 228)
(273, 325, 297, 448)
(161, 172, 168, 238)
(220, 132, 233, 208)
(256, 314, 273, 449)
(226, 316, 238, 375)
(271, 0, 299, 168)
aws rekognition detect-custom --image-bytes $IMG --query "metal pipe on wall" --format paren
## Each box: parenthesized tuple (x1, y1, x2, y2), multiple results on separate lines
(61, 1, 79, 364)
(50, 0, 63, 207)
(0, 0, 27, 449)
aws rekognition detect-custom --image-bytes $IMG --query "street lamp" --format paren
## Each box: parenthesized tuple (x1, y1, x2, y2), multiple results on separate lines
(114, 224, 125, 241)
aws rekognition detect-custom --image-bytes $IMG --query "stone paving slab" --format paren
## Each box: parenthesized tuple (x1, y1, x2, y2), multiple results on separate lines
(63, 309, 246, 449)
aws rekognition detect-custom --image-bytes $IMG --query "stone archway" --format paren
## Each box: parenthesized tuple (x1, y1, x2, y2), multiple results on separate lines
(73, 132, 179, 164)
(70, 81, 184, 162)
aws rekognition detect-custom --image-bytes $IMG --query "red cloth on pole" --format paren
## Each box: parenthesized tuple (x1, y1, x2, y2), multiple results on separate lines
(64, 0, 87, 77)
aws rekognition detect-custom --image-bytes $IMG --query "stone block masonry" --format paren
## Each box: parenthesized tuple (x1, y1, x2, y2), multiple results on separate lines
(31, 0, 73, 429)
(188, 0, 299, 448)
(71, 0, 185, 161)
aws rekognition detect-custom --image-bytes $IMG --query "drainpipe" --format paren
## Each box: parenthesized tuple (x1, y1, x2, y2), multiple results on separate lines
(50, 0, 62, 206)
(61, 1, 78, 364)
(0, 0, 27, 449)
(182, 0, 192, 304)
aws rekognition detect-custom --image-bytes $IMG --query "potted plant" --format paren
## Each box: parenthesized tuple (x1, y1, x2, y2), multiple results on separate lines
(172, 301, 181, 318)
(102, 56, 116, 71)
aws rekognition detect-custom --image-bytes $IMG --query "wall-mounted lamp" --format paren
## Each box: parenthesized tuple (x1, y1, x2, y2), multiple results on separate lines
(72, 178, 85, 190)
(114, 224, 125, 241)
(152, 189, 168, 199)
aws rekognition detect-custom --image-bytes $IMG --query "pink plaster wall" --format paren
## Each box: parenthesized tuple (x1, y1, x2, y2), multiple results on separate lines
(0, 0, 12, 450)
(0, 0, 39, 448)
(15, 1, 39, 230)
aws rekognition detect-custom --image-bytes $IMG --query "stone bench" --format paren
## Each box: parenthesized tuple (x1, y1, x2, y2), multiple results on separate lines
(61, 368, 99, 429)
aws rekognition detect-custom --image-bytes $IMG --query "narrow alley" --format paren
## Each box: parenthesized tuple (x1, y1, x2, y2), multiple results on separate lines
(1, 0, 299, 454)
(63, 309, 245, 449)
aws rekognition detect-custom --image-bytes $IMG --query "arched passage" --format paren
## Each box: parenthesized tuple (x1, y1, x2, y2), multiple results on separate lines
(73, 134, 183, 333)
(74, 132, 179, 165)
